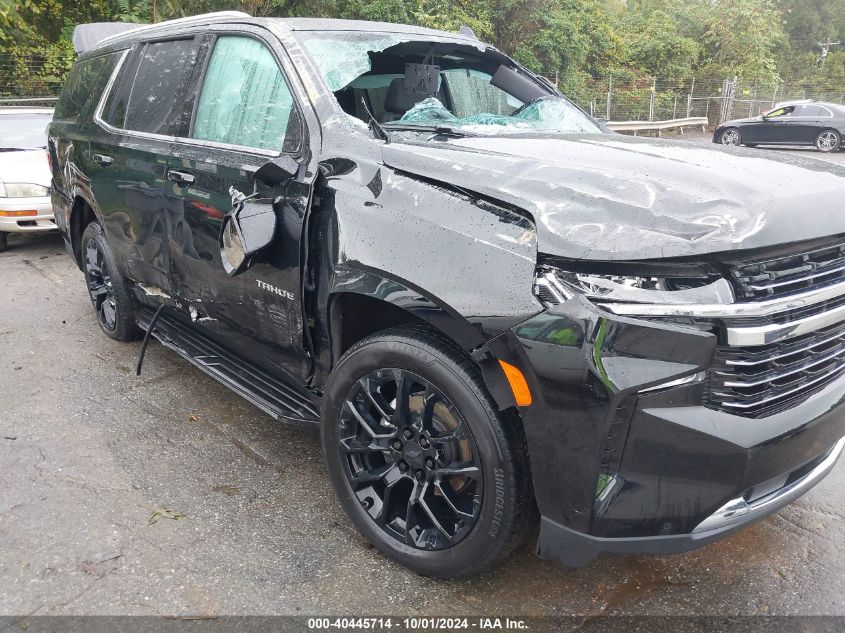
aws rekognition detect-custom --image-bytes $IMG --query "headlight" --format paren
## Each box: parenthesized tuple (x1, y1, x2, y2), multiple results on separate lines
(0, 182, 49, 198)
(534, 266, 735, 313)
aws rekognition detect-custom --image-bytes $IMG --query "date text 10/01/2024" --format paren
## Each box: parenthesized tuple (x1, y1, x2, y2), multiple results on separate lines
(307, 617, 530, 630)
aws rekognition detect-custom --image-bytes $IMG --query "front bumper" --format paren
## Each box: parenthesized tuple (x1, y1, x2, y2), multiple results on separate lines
(538, 435, 844, 566)
(0, 196, 55, 232)
(493, 296, 845, 566)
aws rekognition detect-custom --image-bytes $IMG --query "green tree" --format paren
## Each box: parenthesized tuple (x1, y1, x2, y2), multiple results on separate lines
(690, 0, 785, 82)
(0, 0, 832, 99)
(621, 1, 701, 78)
(776, 0, 845, 55)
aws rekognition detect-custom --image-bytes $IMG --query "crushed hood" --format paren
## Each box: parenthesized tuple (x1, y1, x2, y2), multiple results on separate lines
(0, 149, 50, 189)
(381, 133, 845, 261)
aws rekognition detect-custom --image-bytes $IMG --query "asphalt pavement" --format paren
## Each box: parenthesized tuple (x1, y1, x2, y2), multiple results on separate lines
(1, 144, 844, 625)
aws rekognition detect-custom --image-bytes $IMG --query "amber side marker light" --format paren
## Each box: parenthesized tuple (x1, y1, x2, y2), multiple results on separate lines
(498, 359, 532, 406)
(0, 210, 38, 217)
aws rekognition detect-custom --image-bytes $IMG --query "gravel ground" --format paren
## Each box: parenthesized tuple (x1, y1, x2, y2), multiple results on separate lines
(1, 144, 844, 625)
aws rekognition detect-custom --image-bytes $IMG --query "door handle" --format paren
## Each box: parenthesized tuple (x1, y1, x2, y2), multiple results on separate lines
(168, 170, 195, 186)
(92, 154, 113, 166)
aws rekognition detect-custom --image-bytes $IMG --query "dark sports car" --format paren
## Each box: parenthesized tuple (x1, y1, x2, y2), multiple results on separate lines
(714, 100, 844, 152)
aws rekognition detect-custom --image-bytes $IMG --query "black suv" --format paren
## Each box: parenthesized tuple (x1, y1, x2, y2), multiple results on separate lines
(49, 12, 845, 578)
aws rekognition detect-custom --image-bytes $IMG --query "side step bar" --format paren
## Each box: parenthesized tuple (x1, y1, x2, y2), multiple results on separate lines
(138, 308, 320, 427)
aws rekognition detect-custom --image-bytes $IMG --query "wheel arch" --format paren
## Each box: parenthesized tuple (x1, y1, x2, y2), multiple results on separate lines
(720, 126, 741, 144)
(326, 276, 520, 413)
(327, 270, 485, 361)
(68, 191, 102, 270)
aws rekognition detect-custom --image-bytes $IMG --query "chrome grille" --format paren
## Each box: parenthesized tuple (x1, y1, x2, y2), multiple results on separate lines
(534, 247, 845, 417)
(707, 320, 845, 418)
(733, 243, 845, 300)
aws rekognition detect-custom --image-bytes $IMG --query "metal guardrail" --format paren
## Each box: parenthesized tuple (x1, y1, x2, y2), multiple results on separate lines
(607, 117, 709, 136)
(0, 96, 58, 105)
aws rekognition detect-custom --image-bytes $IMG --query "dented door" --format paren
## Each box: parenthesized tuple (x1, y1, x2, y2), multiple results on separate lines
(91, 37, 203, 295)
(164, 31, 313, 380)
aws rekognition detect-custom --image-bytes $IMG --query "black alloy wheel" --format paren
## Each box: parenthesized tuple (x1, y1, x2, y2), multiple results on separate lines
(339, 368, 482, 550)
(80, 222, 140, 341)
(84, 237, 118, 332)
(321, 326, 534, 578)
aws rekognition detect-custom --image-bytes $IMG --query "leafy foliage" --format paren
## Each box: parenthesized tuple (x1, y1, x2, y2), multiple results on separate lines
(0, 0, 842, 97)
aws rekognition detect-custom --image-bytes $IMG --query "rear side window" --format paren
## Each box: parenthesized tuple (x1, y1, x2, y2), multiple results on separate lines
(192, 35, 300, 152)
(116, 39, 199, 135)
(55, 52, 121, 121)
(797, 105, 833, 118)
(101, 50, 142, 129)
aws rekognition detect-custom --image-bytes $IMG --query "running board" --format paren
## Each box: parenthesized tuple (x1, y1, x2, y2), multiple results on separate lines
(137, 308, 320, 427)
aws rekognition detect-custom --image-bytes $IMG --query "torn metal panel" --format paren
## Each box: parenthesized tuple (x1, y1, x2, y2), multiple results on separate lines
(321, 158, 542, 345)
(138, 284, 172, 300)
(381, 133, 845, 261)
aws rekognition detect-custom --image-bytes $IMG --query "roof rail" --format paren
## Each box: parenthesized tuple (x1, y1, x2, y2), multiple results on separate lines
(95, 11, 252, 49)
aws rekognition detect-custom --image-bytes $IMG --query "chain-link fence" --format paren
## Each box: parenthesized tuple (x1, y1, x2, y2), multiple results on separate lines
(573, 76, 845, 129)
(0, 53, 68, 102)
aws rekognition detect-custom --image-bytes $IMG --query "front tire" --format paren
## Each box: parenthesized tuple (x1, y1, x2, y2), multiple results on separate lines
(816, 129, 841, 153)
(0, 232, 7, 253)
(321, 325, 533, 578)
(719, 127, 742, 146)
(81, 222, 140, 341)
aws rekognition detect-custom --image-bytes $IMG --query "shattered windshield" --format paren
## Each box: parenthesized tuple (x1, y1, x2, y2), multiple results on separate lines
(295, 31, 601, 137)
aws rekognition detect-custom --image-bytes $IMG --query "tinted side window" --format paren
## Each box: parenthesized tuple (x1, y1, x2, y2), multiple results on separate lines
(102, 49, 142, 129)
(123, 39, 198, 135)
(55, 52, 121, 121)
(192, 36, 301, 152)
(798, 105, 832, 118)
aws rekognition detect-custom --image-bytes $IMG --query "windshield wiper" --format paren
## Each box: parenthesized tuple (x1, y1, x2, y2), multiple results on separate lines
(383, 124, 472, 138)
(360, 97, 390, 144)
(0, 147, 39, 152)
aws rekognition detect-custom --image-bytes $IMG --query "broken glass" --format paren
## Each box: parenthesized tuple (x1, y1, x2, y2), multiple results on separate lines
(391, 96, 600, 135)
(299, 34, 407, 92)
(294, 29, 601, 136)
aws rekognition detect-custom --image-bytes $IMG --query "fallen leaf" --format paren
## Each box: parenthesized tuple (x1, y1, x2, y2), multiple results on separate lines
(149, 507, 187, 525)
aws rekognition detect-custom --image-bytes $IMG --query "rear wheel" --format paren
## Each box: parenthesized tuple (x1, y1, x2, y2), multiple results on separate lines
(816, 129, 841, 153)
(719, 127, 741, 146)
(321, 325, 533, 578)
(81, 222, 140, 341)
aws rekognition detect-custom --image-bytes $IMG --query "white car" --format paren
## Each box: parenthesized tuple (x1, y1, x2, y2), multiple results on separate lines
(0, 107, 55, 252)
